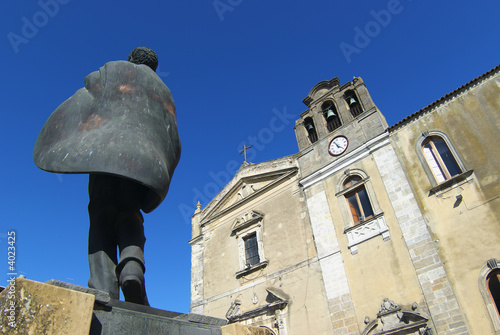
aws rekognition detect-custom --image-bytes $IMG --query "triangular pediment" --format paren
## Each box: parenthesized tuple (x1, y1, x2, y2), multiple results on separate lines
(225, 288, 289, 323)
(200, 158, 298, 225)
(231, 210, 264, 233)
(265, 288, 289, 304)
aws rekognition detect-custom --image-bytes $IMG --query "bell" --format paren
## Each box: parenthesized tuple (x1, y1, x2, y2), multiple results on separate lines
(326, 109, 336, 119)
(349, 97, 357, 106)
(305, 123, 314, 131)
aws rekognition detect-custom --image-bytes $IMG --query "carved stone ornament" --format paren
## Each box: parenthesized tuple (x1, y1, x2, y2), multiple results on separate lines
(345, 215, 390, 254)
(237, 182, 259, 200)
(231, 210, 264, 234)
(362, 298, 430, 335)
(487, 258, 499, 270)
(253, 292, 258, 304)
(225, 299, 242, 320)
(378, 298, 400, 316)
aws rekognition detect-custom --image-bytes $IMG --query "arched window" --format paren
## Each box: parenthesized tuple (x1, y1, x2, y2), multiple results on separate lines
(343, 176, 374, 225)
(345, 90, 363, 118)
(336, 171, 389, 254)
(304, 117, 318, 144)
(322, 101, 341, 132)
(479, 259, 500, 332)
(488, 270, 500, 318)
(422, 136, 462, 183)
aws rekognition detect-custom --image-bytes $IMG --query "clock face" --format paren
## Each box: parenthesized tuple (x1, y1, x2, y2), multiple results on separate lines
(328, 135, 349, 156)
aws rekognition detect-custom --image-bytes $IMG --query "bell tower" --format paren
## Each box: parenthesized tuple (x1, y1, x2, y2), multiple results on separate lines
(294, 76, 388, 177)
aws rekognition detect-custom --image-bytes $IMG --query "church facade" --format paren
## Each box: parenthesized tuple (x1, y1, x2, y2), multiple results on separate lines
(189, 65, 500, 335)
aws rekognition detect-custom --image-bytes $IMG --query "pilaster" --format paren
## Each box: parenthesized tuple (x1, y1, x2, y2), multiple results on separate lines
(190, 204, 205, 314)
(305, 183, 359, 335)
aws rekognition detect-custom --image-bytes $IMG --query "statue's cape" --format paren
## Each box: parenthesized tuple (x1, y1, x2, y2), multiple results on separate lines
(33, 61, 181, 213)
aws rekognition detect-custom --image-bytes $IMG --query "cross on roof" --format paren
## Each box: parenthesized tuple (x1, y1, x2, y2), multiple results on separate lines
(239, 144, 253, 163)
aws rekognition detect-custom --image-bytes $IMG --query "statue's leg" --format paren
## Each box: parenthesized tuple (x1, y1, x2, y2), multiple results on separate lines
(115, 178, 149, 306)
(116, 211, 149, 306)
(87, 175, 120, 300)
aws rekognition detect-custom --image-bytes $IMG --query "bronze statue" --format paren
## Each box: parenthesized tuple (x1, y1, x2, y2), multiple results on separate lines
(33, 47, 181, 305)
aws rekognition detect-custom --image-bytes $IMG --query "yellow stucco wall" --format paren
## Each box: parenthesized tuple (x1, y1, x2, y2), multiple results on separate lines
(389, 73, 500, 334)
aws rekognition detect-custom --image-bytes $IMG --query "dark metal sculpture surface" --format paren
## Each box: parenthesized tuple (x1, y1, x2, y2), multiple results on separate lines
(33, 60, 180, 213)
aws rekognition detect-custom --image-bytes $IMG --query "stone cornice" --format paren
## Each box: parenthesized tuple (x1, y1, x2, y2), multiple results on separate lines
(299, 132, 390, 189)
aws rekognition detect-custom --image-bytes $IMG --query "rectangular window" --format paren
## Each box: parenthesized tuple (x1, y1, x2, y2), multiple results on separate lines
(244, 233, 260, 266)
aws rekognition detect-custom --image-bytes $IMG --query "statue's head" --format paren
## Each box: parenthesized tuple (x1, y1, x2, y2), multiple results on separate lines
(128, 47, 158, 72)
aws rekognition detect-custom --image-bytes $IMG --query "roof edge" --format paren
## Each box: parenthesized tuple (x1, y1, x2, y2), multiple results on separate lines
(388, 64, 500, 132)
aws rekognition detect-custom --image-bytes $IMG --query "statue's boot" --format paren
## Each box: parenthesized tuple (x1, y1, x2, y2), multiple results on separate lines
(116, 247, 149, 306)
(88, 251, 120, 300)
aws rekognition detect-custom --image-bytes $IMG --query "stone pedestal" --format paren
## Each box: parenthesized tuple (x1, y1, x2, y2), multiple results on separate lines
(90, 298, 226, 334)
(0, 278, 95, 334)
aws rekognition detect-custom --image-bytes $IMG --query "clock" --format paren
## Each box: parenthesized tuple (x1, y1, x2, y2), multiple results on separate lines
(328, 135, 349, 156)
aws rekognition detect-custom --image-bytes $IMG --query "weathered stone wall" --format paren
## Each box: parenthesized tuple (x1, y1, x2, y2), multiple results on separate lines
(389, 68, 500, 334)
(373, 144, 468, 335)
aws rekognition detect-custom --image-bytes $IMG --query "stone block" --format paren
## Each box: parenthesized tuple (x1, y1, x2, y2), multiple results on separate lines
(0, 278, 94, 334)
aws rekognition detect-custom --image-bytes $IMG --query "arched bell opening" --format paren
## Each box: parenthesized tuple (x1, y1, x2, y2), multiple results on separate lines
(304, 117, 318, 144)
(321, 101, 341, 132)
(345, 90, 363, 118)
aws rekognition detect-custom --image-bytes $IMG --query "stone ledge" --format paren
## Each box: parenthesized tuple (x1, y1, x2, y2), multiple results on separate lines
(46, 279, 111, 305)
(428, 170, 474, 196)
(235, 261, 269, 278)
(222, 323, 274, 335)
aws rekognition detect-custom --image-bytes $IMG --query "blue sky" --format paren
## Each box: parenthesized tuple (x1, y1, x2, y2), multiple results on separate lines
(1, 0, 499, 313)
